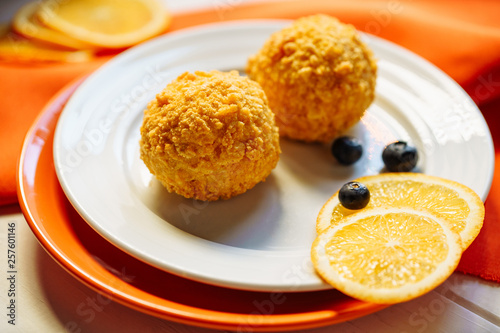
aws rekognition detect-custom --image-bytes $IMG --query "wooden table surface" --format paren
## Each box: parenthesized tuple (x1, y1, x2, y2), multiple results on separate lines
(1, 1, 500, 332)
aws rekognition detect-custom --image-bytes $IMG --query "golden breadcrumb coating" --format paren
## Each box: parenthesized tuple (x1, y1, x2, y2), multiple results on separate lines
(246, 14, 377, 143)
(140, 70, 281, 201)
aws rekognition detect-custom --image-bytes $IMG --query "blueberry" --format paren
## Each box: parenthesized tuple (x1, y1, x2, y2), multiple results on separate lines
(338, 182, 370, 210)
(382, 141, 418, 172)
(331, 136, 363, 165)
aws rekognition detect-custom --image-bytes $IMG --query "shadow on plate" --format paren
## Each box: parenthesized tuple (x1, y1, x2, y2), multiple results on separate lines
(142, 173, 284, 250)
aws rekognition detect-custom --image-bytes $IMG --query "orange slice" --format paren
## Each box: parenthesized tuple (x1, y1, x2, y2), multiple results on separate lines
(316, 173, 485, 250)
(311, 207, 462, 304)
(36, 0, 171, 48)
(12, 1, 94, 50)
(0, 24, 92, 63)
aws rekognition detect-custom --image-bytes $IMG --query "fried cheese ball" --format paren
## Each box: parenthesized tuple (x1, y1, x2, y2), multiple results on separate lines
(246, 15, 377, 143)
(140, 70, 281, 201)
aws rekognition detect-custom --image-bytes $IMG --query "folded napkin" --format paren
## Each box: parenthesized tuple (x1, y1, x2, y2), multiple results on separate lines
(2, 0, 500, 281)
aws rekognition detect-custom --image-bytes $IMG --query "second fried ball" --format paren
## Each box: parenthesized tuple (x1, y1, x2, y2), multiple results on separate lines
(246, 15, 377, 143)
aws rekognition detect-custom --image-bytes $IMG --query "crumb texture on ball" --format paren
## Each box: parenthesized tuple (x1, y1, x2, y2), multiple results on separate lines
(246, 14, 377, 143)
(140, 70, 281, 201)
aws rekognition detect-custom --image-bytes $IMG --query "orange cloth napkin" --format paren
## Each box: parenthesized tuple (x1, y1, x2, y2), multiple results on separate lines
(2, 0, 500, 281)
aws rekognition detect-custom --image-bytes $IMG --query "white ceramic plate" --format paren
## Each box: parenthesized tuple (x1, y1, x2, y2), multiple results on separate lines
(53, 20, 494, 292)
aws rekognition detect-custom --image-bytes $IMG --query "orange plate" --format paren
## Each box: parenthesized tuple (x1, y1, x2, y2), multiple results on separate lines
(17, 79, 386, 331)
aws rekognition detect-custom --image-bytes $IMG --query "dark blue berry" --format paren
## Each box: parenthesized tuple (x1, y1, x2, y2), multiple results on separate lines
(331, 136, 363, 165)
(338, 182, 370, 210)
(382, 141, 418, 172)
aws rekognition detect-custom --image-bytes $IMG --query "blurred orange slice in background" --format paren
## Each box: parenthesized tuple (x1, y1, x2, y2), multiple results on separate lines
(36, 0, 171, 49)
(0, 23, 92, 63)
(1, 0, 171, 63)
(12, 1, 94, 50)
